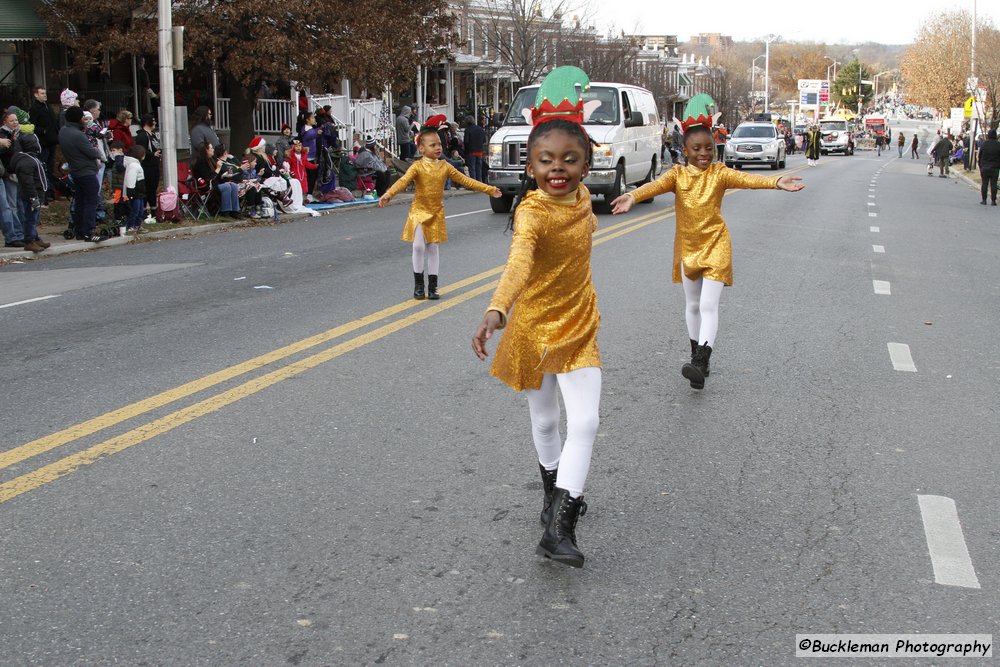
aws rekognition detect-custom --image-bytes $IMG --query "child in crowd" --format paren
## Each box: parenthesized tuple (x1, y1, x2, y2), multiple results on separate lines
(238, 152, 264, 218)
(611, 95, 804, 390)
(123, 144, 147, 232)
(473, 67, 603, 568)
(286, 138, 317, 199)
(108, 140, 128, 225)
(378, 115, 501, 300)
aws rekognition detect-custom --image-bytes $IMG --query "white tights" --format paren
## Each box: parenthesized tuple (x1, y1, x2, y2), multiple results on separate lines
(525, 367, 602, 498)
(681, 265, 724, 347)
(411, 225, 440, 274)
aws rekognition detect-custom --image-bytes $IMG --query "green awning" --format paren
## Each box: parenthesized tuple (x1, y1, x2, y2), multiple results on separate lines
(0, 1, 49, 41)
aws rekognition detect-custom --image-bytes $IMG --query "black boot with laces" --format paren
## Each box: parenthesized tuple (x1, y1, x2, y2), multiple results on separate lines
(536, 488, 587, 568)
(682, 343, 713, 389)
(538, 464, 558, 526)
(413, 272, 425, 300)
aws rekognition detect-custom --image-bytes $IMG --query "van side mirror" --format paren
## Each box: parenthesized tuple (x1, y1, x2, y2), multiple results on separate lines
(625, 110, 644, 128)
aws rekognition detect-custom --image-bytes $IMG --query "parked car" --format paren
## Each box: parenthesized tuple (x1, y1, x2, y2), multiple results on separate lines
(819, 118, 854, 155)
(487, 82, 662, 212)
(724, 122, 786, 169)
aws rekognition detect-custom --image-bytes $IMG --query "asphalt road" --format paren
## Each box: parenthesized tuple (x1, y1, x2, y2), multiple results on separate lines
(1, 133, 997, 665)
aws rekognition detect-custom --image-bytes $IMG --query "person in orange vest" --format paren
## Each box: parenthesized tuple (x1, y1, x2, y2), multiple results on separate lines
(713, 123, 728, 162)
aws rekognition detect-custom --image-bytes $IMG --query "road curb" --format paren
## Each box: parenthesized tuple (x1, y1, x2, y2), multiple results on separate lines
(0, 189, 478, 264)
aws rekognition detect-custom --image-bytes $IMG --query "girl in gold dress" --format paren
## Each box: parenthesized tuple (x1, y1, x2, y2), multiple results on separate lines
(612, 98, 804, 390)
(378, 115, 501, 300)
(473, 66, 601, 568)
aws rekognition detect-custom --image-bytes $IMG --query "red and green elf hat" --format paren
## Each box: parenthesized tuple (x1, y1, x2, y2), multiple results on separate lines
(529, 66, 592, 126)
(417, 114, 448, 137)
(679, 94, 721, 132)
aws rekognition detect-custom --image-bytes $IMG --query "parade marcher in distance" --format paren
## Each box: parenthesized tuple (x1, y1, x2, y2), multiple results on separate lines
(473, 67, 603, 569)
(977, 129, 1000, 206)
(378, 114, 501, 301)
(805, 124, 821, 166)
(610, 94, 804, 391)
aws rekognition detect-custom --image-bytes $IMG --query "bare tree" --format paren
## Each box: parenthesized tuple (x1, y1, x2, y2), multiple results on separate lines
(466, 0, 595, 86)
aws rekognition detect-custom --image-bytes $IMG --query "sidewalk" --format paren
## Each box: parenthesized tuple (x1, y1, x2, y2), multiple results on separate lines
(0, 188, 479, 264)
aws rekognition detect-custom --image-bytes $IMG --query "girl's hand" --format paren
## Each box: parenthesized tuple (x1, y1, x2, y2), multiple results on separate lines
(472, 311, 503, 361)
(378, 193, 391, 207)
(490, 187, 502, 198)
(610, 194, 634, 214)
(777, 176, 804, 192)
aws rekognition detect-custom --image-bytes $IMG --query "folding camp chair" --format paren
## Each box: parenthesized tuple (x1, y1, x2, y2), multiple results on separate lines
(177, 160, 215, 220)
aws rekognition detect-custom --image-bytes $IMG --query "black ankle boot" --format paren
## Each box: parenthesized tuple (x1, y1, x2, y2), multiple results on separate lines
(536, 488, 587, 568)
(413, 272, 425, 300)
(538, 464, 558, 526)
(682, 343, 712, 389)
(689, 339, 710, 378)
(427, 274, 440, 300)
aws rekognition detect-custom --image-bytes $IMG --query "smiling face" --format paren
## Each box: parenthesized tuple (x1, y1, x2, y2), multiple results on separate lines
(526, 127, 589, 196)
(683, 127, 715, 169)
(418, 132, 442, 159)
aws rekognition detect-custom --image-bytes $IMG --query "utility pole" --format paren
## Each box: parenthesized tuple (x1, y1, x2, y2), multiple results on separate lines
(157, 0, 177, 191)
(763, 35, 777, 114)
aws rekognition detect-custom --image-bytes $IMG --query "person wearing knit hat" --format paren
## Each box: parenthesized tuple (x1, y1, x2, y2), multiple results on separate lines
(611, 94, 804, 391)
(58, 102, 104, 241)
(58, 89, 79, 130)
(379, 116, 502, 301)
(248, 136, 266, 152)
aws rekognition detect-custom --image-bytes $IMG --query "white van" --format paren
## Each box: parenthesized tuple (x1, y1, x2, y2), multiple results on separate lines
(487, 82, 662, 212)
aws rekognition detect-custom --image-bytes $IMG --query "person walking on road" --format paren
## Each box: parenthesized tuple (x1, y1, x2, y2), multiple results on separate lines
(610, 95, 804, 391)
(897, 132, 905, 158)
(805, 124, 821, 166)
(977, 129, 1000, 206)
(473, 67, 602, 569)
(910, 134, 919, 159)
(378, 114, 501, 300)
(935, 132, 953, 178)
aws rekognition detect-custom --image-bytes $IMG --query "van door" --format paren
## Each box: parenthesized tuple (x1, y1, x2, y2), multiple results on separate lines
(621, 89, 641, 183)
(635, 90, 660, 178)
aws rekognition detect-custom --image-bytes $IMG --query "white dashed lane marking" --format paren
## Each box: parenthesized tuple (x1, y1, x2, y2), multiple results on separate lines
(887, 343, 917, 372)
(0, 295, 61, 310)
(873, 280, 891, 295)
(918, 495, 981, 589)
(870, 226, 880, 232)
(873, 245, 885, 253)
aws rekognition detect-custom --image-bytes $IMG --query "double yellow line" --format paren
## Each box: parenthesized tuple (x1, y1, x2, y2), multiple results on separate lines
(0, 205, 676, 504)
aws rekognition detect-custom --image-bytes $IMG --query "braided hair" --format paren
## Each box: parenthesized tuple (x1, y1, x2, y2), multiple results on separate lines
(507, 118, 593, 232)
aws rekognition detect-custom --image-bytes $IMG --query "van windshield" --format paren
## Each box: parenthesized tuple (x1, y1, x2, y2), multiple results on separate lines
(820, 121, 848, 132)
(503, 85, 620, 126)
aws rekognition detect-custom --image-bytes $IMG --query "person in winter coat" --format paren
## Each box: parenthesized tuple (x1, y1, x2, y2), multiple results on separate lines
(0, 109, 24, 242)
(134, 114, 161, 217)
(188, 106, 221, 153)
(977, 129, 1000, 206)
(299, 112, 323, 197)
(285, 138, 317, 199)
(463, 115, 486, 182)
(910, 134, 919, 159)
(108, 109, 135, 151)
(10, 133, 51, 252)
(122, 145, 147, 231)
(934, 132, 954, 177)
(28, 86, 59, 201)
(59, 106, 104, 241)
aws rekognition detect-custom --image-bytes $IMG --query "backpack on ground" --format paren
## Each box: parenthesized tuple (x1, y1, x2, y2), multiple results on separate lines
(157, 186, 182, 223)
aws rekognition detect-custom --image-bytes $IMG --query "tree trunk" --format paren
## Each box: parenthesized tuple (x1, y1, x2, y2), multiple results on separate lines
(226, 73, 259, 154)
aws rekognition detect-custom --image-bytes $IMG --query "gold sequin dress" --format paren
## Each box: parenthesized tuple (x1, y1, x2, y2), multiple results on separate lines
(487, 186, 601, 391)
(383, 157, 497, 243)
(628, 163, 780, 285)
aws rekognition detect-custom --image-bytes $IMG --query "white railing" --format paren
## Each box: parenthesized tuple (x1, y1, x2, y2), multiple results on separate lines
(309, 94, 350, 128)
(352, 99, 384, 139)
(215, 98, 296, 134)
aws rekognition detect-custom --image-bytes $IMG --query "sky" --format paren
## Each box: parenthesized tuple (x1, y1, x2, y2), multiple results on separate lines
(598, 0, 997, 45)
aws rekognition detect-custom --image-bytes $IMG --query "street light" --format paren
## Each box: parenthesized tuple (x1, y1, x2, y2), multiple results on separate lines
(763, 34, 779, 114)
(751, 54, 765, 113)
(873, 70, 893, 100)
(825, 56, 841, 83)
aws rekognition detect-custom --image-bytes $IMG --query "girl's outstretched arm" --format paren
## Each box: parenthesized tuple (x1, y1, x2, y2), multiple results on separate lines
(776, 175, 804, 192)
(378, 164, 417, 206)
(610, 166, 677, 214)
(446, 162, 502, 197)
